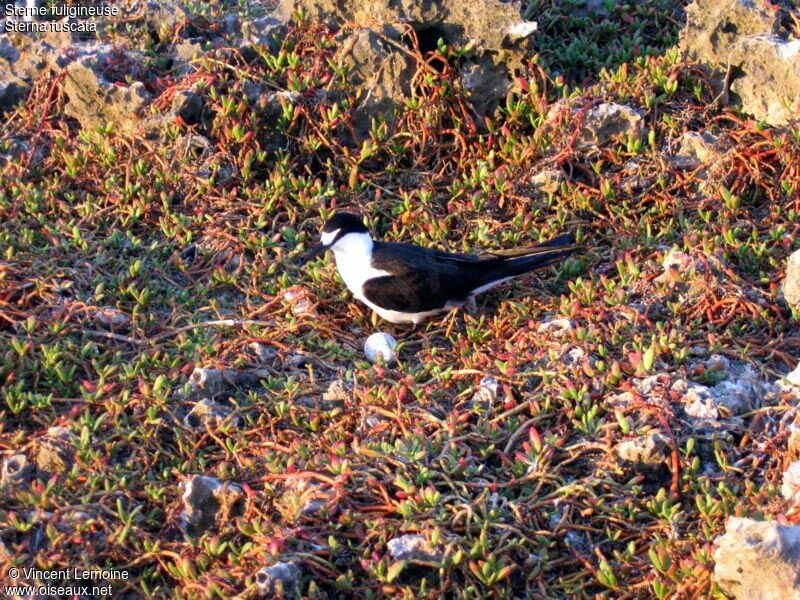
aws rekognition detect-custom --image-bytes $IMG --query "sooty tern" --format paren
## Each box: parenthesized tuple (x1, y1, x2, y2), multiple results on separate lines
(306, 213, 579, 325)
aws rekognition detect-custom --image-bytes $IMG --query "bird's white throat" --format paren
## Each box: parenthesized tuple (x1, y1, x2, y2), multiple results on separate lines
(330, 232, 389, 300)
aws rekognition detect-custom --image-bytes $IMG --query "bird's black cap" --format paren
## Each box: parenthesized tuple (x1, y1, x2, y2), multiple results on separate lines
(322, 212, 368, 236)
(305, 212, 368, 262)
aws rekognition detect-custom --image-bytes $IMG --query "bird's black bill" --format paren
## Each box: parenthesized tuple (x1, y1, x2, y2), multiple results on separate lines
(304, 243, 328, 263)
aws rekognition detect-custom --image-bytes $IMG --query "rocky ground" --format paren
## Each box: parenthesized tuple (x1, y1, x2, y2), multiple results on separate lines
(2, 0, 800, 597)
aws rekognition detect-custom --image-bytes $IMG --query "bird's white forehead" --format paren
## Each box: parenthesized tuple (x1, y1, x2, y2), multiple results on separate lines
(320, 228, 340, 245)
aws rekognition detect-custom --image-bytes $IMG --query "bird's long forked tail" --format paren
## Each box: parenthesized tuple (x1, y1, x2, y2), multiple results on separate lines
(486, 232, 581, 280)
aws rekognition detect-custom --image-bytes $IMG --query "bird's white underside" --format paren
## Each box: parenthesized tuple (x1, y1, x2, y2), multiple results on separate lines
(328, 231, 516, 324)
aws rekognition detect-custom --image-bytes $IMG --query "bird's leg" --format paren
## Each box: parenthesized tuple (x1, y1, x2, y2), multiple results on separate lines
(392, 321, 418, 341)
(465, 296, 479, 317)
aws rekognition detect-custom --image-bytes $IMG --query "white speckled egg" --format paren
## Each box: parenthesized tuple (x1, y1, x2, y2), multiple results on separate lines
(364, 332, 397, 365)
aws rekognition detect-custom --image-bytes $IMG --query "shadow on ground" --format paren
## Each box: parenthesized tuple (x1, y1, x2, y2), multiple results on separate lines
(523, 0, 687, 86)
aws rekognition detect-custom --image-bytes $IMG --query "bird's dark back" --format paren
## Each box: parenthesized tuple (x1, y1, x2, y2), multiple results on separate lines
(368, 242, 500, 308)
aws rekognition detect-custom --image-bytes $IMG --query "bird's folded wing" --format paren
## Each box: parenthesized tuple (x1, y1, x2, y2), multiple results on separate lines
(365, 247, 487, 312)
(362, 273, 437, 312)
